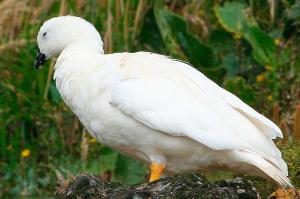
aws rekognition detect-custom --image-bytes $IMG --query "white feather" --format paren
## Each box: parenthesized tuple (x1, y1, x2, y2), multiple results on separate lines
(110, 53, 286, 172)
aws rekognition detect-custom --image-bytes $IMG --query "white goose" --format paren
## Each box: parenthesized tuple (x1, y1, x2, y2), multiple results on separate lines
(34, 16, 292, 188)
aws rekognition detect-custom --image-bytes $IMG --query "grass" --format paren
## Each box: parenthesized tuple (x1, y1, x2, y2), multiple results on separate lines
(0, 0, 299, 198)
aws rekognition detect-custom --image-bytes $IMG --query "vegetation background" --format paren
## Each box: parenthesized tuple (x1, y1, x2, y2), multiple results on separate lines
(0, 0, 299, 198)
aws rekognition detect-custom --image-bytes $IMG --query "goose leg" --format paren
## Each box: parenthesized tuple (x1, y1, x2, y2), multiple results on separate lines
(149, 162, 165, 182)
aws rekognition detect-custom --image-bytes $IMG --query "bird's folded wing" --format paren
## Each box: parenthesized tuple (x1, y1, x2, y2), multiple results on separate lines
(114, 52, 282, 141)
(172, 60, 283, 139)
(111, 77, 258, 151)
(110, 76, 288, 173)
(109, 52, 284, 171)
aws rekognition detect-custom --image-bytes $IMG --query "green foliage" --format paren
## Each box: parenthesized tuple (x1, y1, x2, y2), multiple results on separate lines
(215, 1, 290, 67)
(281, 142, 300, 188)
(0, 0, 300, 198)
(154, 3, 225, 82)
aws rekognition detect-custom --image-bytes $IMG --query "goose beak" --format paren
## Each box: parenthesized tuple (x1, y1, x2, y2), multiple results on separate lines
(34, 49, 46, 69)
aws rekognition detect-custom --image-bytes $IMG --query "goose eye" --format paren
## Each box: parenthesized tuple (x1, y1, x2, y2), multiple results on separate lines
(43, 32, 47, 37)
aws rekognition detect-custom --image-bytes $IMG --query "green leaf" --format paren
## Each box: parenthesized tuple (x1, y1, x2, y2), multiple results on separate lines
(244, 26, 277, 66)
(154, 8, 217, 68)
(158, 10, 187, 34)
(154, 8, 183, 58)
(138, 8, 165, 52)
(177, 31, 216, 68)
(209, 29, 235, 53)
(215, 1, 290, 67)
(215, 2, 251, 34)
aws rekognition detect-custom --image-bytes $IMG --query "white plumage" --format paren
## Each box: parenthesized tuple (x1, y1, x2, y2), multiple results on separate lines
(35, 16, 292, 187)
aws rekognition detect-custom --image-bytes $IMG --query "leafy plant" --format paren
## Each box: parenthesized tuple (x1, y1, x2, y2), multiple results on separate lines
(215, 1, 290, 68)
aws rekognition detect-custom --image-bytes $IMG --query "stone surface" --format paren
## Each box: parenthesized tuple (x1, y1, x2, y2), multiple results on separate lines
(55, 173, 260, 199)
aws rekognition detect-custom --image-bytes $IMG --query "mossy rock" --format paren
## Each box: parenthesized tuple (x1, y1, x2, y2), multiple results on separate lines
(55, 173, 259, 199)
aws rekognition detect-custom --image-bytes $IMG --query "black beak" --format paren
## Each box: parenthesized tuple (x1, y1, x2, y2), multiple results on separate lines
(34, 49, 46, 70)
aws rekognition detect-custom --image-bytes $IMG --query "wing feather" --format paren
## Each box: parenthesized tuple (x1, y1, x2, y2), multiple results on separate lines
(173, 60, 283, 139)
(111, 78, 250, 150)
(110, 52, 286, 173)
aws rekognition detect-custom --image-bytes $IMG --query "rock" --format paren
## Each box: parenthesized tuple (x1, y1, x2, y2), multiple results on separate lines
(55, 173, 260, 199)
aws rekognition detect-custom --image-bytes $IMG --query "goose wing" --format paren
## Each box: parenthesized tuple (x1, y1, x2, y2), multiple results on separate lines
(110, 52, 285, 172)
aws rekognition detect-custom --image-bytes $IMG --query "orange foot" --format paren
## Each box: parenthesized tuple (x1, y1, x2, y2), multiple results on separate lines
(149, 162, 165, 182)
